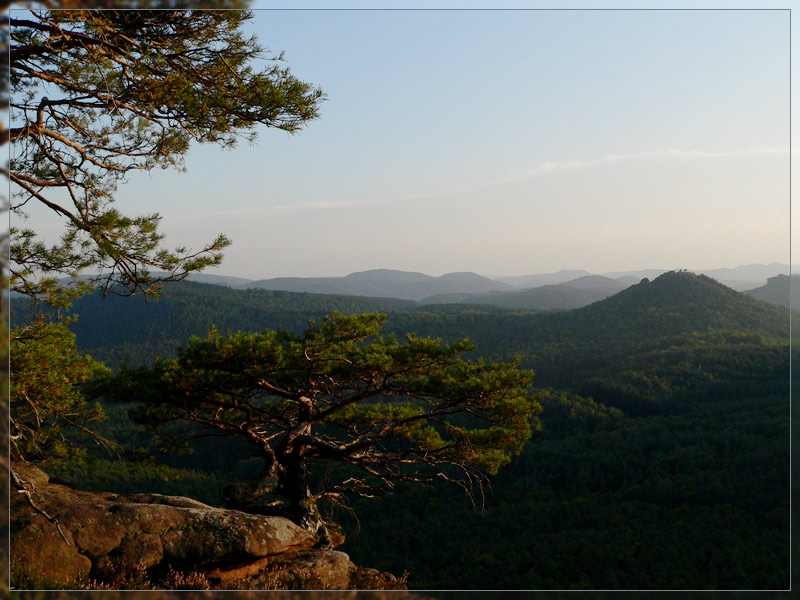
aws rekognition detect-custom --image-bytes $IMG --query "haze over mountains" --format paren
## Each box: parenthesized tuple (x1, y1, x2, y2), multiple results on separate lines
(184, 262, 790, 310)
(422, 275, 630, 310)
(235, 269, 512, 301)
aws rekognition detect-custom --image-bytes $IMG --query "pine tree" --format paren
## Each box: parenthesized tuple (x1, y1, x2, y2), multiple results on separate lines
(7, 5, 323, 467)
(108, 313, 541, 546)
(9, 7, 323, 304)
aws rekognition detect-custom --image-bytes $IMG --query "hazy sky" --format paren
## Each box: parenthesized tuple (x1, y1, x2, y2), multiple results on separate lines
(24, 2, 793, 278)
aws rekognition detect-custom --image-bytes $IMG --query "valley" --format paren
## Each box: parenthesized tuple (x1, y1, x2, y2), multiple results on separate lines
(15, 266, 790, 590)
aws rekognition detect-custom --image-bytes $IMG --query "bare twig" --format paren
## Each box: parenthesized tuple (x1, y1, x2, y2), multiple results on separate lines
(11, 467, 72, 546)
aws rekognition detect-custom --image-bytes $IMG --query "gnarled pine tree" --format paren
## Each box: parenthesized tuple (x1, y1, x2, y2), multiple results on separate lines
(107, 313, 541, 546)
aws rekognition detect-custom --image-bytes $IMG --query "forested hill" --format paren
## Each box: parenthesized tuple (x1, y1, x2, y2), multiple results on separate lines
(568, 270, 787, 337)
(17, 281, 417, 369)
(394, 270, 787, 344)
(391, 270, 787, 352)
(22, 271, 787, 383)
(743, 273, 800, 309)
(388, 271, 788, 414)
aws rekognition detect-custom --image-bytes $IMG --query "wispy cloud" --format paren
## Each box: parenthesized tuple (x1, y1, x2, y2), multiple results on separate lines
(499, 146, 789, 183)
(171, 146, 789, 220)
(170, 182, 487, 220)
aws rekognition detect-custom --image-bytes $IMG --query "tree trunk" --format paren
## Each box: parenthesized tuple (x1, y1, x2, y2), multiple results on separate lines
(275, 447, 336, 548)
(272, 407, 337, 547)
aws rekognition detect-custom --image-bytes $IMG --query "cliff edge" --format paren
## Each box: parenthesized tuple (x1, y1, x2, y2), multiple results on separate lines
(11, 463, 394, 590)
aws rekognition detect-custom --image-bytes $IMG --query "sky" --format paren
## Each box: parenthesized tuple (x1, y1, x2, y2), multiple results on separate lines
(20, 2, 794, 279)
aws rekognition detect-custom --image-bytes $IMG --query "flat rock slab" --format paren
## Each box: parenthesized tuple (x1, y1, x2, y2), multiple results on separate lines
(11, 464, 317, 585)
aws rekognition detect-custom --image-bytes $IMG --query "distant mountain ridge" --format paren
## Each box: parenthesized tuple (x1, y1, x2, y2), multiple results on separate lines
(494, 269, 594, 289)
(498, 262, 788, 292)
(186, 273, 254, 287)
(222, 263, 787, 302)
(421, 275, 629, 309)
(404, 271, 789, 352)
(238, 269, 512, 301)
(54, 263, 788, 312)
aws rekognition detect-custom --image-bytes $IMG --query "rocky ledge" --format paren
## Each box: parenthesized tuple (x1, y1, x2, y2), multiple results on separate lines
(11, 463, 382, 589)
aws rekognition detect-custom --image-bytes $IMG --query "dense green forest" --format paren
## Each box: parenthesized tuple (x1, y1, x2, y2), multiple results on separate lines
(17, 271, 790, 589)
(343, 392, 788, 588)
(11, 284, 417, 370)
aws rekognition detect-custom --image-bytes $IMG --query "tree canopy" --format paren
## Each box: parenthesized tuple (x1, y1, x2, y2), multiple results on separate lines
(10, 319, 112, 464)
(7, 6, 323, 481)
(9, 8, 323, 305)
(107, 312, 540, 545)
